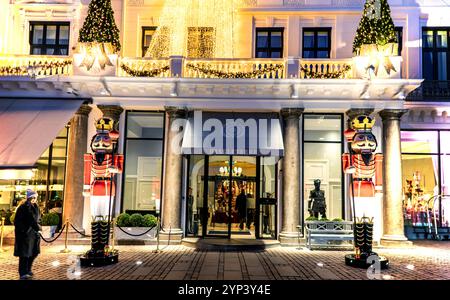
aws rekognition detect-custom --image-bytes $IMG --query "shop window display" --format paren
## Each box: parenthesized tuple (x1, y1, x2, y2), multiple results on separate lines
(401, 130, 450, 231)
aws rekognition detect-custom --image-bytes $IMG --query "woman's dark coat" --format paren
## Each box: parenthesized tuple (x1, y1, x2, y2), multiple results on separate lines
(14, 201, 41, 257)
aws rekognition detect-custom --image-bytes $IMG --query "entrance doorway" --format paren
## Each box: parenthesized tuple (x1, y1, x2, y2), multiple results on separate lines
(185, 155, 278, 239)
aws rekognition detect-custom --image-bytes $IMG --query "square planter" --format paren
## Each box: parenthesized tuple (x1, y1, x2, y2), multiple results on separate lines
(114, 227, 156, 241)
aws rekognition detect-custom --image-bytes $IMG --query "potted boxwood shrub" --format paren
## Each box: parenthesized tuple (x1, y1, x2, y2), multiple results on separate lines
(114, 213, 157, 242)
(41, 213, 60, 239)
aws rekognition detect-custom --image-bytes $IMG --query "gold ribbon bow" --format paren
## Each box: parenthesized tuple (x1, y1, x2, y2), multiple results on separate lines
(360, 43, 398, 76)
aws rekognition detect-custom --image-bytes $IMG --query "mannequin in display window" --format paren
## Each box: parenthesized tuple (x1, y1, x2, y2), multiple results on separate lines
(308, 179, 327, 219)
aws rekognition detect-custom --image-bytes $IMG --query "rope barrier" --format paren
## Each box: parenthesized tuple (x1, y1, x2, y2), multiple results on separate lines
(70, 223, 91, 238)
(39, 223, 66, 243)
(116, 224, 156, 237)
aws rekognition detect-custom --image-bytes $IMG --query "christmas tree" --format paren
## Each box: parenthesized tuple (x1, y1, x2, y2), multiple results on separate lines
(78, 0, 121, 52)
(353, 0, 397, 55)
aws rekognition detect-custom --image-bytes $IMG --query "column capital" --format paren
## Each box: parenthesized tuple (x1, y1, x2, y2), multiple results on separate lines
(379, 109, 409, 121)
(75, 104, 92, 116)
(280, 108, 304, 119)
(97, 105, 124, 121)
(346, 108, 375, 121)
(165, 106, 188, 119)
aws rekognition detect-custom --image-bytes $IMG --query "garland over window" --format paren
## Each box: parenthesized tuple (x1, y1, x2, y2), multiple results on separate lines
(120, 63, 170, 77)
(300, 65, 351, 79)
(0, 60, 72, 76)
(186, 63, 284, 79)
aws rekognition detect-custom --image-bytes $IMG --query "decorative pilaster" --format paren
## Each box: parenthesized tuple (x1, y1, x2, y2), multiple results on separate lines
(161, 106, 187, 242)
(279, 108, 304, 245)
(379, 109, 412, 247)
(63, 104, 92, 229)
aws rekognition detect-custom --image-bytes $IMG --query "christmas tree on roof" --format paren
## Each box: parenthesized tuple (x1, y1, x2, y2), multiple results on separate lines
(78, 0, 121, 52)
(353, 0, 397, 55)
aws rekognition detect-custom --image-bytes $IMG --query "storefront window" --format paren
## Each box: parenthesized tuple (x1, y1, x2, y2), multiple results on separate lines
(401, 130, 450, 228)
(303, 115, 343, 222)
(122, 112, 165, 213)
(0, 127, 68, 224)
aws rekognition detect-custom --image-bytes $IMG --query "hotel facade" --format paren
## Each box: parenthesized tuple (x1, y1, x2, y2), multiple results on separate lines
(1, 0, 449, 246)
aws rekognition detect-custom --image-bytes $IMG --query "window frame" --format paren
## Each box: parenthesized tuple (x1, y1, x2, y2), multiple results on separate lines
(141, 26, 157, 57)
(29, 21, 70, 56)
(422, 27, 450, 80)
(395, 27, 403, 56)
(255, 27, 285, 58)
(120, 111, 166, 214)
(302, 27, 332, 59)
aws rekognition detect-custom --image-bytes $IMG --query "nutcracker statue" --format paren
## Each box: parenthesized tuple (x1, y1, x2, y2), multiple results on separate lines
(342, 115, 389, 269)
(80, 117, 124, 267)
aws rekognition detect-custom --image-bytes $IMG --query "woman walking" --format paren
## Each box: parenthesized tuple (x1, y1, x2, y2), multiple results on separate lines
(14, 189, 41, 280)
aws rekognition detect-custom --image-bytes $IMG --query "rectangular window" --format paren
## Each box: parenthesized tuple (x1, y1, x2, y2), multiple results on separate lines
(255, 28, 284, 58)
(302, 28, 331, 58)
(401, 130, 450, 228)
(142, 27, 157, 57)
(422, 27, 450, 80)
(302, 114, 343, 224)
(122, 112, 165, 213)
(29, 22, 70, 55)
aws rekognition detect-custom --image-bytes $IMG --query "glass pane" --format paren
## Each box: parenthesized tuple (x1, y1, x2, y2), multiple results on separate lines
(304, 143, 343, 220)
(270, 31, 282, 48)
(126, 112, 164, 139)
(303, 50, 315, 58)
(231, 156, 257, 238)
(259, 157, 277, 239)
(317, 50, 329, 58)
(57, 126, 68, 138)
(423, 30, 433, 48)
(436, 30, 448, 48)
(317, 31, 329, 48)
(207, 156, 230, 236)
(437, 52, 447, 80)
(59, 48, 68, 55)
(401, 131, 439, 153)
(32, 48, 42, 55)
(304, 115, 342, 142)
(46, 48, 55, 55)
(441, 154, 450, 226)
(256, 31, 269, 48)
(402, 154, 439, 226)
(32, 25, 44, 44)
(46, 25, 57, 45)
(422, 51, 434, 80)
(256, 51, 268, 58)
(186, 155, 205, 237)
(270, 51, 281, 58)
(59, 26, 69, 45)
(441, 132, 450, 154)
(123, 140, 163, 212)
(303, 31, 315, 48)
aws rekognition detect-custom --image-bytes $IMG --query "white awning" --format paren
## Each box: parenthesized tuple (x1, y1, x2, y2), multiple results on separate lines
(181, 111, 284, 157)
(0, 99, 83, 168)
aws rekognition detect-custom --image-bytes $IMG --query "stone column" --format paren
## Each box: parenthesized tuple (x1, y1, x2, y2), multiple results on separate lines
(279, 108, 303, 245)
(97, 105, 124, 122)
(161, 107, 187, 242)
(63, 104, 92, 229)
(379, 109, 412, 247)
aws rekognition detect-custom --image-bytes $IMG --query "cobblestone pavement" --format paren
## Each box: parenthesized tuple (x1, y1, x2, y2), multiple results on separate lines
(0, 241, 449, 280)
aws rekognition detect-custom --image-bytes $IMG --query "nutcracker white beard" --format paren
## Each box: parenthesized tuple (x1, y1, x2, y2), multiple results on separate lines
(90, 196, 111, 220)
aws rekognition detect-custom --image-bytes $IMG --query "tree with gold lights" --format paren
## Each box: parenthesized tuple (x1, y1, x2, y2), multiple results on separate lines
(78, 0, 121, 52)
(353, 0, 397, 55)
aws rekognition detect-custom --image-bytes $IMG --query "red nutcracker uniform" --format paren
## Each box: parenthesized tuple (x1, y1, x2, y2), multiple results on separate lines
(83, 118, 123, 219)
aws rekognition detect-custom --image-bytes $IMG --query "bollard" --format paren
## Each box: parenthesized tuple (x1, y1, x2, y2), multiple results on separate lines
(60, 219, 71, 253)
(0, 217, 7, 253)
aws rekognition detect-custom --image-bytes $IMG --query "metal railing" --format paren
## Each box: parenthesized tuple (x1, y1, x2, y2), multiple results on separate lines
(299, 58, 353, 79)
(407, 80, 450, 101)
(0, 55, 73, 77)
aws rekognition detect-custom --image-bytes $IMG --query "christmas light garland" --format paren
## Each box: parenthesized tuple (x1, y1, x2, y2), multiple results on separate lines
(120, 63, 170, 77)
(0, 60, 72, 76)
(186, 63, 284, 79)
(300, 65, 351, 79)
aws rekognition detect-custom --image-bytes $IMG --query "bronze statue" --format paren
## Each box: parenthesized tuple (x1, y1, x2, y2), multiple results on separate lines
(308, 179, 326, 219)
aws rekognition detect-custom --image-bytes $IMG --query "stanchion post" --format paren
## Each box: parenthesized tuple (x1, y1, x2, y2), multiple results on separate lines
(153, 199, 161, 253)
(60, 219, 71, 253)
(111, 217, 115, 251)
(0, 217, 7, 253)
